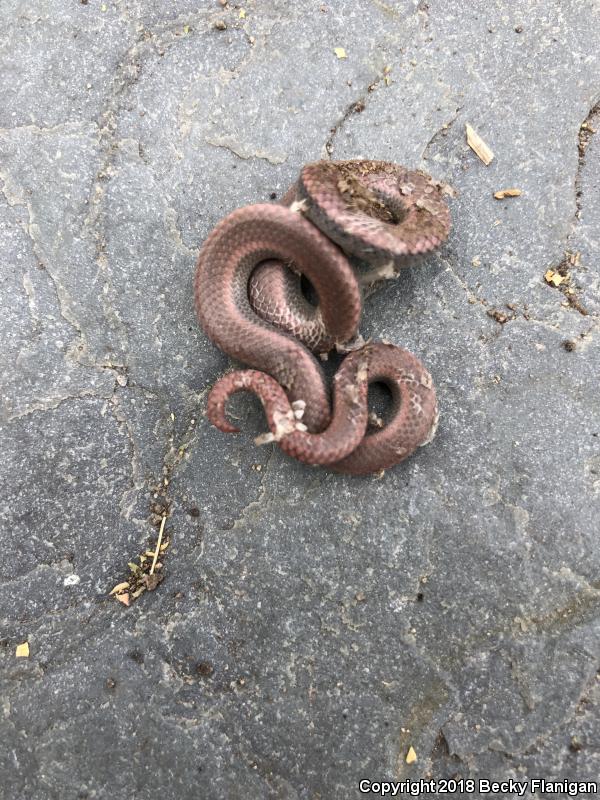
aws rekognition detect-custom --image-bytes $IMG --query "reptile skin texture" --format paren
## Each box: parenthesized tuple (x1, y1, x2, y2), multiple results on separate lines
(194, 160, 450, 474)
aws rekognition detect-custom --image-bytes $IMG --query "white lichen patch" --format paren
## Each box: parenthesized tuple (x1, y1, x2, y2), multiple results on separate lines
(290, 198, 309, 214)
(335, 333, 366, 353)
(421, 405, 440, 446)
(419, 370, 433, 389)
(356, 360, 369, 382)
(255, 432, 276, 446)
(358, 260, 398, 285)
(343, 383, 361, 405)
(292, 399, 306, 419)
(255, 407, 308, 446)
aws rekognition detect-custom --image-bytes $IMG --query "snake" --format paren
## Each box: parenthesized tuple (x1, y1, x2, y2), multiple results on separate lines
(194, 160, 450, 474)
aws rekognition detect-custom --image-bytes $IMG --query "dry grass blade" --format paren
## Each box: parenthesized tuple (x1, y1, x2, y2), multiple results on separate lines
(150, 515, 167, 575)
(109, 581, 130, 596)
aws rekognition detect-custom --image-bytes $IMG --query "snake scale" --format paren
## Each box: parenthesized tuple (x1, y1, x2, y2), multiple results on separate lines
(194, 160, 450, 475)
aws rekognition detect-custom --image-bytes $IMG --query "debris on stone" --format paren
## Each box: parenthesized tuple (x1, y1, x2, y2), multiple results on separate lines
(570, 736, 583, 752)
(564, 293, 589, 315)
(15, 642, 30, 658)
(544, 269, 568, 287)
(494, 188, 522, 199)
(487, 308, 511, 324)
(579, 120, 597, 158)
(143, 573, 163, 591)
(110, 515, 170, 606)
(115, 592, 130, 606)
(214, 20, 227, 30)
(439, 181, 458, 197)
(466, 123, 494, 165)
(196, 661, 214, 677)
(544, 256, 589, 315)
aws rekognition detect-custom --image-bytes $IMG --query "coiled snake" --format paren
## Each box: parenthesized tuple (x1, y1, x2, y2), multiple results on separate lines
(194, 160, 450, 475)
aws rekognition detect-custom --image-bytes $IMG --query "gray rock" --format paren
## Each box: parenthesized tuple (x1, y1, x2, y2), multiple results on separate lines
(1, 1, 599, 798)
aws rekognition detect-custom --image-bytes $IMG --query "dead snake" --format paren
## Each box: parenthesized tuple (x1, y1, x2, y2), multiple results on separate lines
(194, 160, 450, 474)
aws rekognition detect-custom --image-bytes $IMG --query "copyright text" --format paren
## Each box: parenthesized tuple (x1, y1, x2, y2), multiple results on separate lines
(358, 778, 598, 796)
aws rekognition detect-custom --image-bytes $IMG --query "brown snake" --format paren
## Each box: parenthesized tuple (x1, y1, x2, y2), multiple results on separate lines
(194, 160, 450, 474)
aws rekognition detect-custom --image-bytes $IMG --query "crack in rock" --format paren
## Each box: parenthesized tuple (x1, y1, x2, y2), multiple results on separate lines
(541, 101, 600, 318)
(6, 388, 115, 423)
(229, 446, 276, 531)
(205, 134, 287, 165)
(0, 161, 85, 344)
(323, 67, 391, 159)
(421, 107, 462, 162)
(575, 99, 600, 222)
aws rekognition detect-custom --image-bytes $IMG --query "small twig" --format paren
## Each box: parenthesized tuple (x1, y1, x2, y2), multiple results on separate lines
(466, 123, 494, 165)
(150, 515, 166, 575)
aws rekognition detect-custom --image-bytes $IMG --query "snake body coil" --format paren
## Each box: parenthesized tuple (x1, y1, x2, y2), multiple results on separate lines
(194, 160, 450, 474)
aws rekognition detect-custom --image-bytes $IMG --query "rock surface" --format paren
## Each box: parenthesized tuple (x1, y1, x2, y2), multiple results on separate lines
(1, 1, 599, 798)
